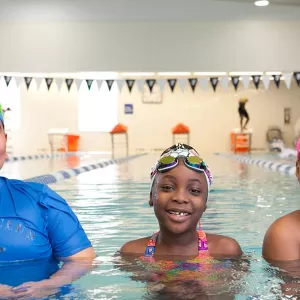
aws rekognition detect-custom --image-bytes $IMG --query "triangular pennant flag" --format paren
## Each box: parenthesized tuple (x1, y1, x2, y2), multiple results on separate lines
(220, 76, 229, 90)
(126, 79, 135, 93)
(14, 77, 22, 88)
(96, 80, 103, 91)
(178, 79, 187, 92)
(167, 79, 177, 92)
(35, 77, 43, 89)
(146, 79, 156, 93)
(86, 79, 94, 90)
(252, 75, 261, 90)
(75, 79, 82, 90)
(188, 78, 198, 92)
(106, 80, 114, 91)
(45, 78, 53, 91)
(283, 73, 292, 89)
(273, 75, 281, 88)
(210, 77, 219, 92)
(116, 79, 125, 92)
(241, 76, 250, 89)
(262, 75, 270, 90)
(24, 77, 33, 90)
(136, 80, 144, 93)
(65, 79, 74, 91)
(55, 78, 64, 91)
(231, 76, 240, 91)
(199, 77, 209, 91)
(293, 72, 300, 87)
(4, 76, 12, 87)
(157, 79, 166, 92)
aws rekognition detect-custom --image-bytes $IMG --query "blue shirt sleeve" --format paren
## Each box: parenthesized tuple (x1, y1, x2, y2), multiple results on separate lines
(42, 186, 92, 258)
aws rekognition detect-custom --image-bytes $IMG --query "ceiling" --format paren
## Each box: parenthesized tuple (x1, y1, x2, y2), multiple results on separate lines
(0, 0, 299, 22)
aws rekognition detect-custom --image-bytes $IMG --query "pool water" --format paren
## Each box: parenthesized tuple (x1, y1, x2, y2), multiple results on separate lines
(8, 154, 300, 299)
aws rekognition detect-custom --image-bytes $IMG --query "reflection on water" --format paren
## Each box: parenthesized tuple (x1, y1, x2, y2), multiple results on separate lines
(2, 154, 300, 299)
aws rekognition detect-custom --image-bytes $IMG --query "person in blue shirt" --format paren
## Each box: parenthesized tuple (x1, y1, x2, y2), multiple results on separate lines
(0, 113, 96, 299)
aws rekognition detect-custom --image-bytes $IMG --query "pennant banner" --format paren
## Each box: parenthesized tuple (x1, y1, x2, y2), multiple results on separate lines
(273, 75, 281, 88)
(136, 80, 144, 93)
(263, 75, 270, 90)
(167, 79, 177, 92)
(106, 80, 114, 91)
(146, 79, 156, 93)
(252, 75, 261, 90)
(126, 80, 135, 93)
(221, 76, 229, 90)
(35, 78, 43, 89)
(210, 77, 218, 92)
(188, 78, 198, 92)
(45, 78, 53, 91)
(96, 80, 103, 91)
(15, 77, 22, 88)
(86, 79, 93, 90)
(294, 72, 300, 87)
(4, 76, 12, 87)
(65, 79, 74, 91)
(116, 79, 125, 92)
(231, 76, 240, 91)
(199, 77, 209, 91)
(283, 73, 292, 89)
(178, 79, 186, 92)
(241, 76, 250, 90)
(55, 78, 64, 91)
(24, 77, 33, 90)
(157, 79, 166, 92)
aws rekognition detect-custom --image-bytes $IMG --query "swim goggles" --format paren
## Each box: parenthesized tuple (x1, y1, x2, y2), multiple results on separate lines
(150, 143, 213, 191)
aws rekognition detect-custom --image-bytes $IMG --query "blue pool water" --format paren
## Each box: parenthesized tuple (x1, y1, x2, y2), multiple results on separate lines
(4, 153, 300, 299)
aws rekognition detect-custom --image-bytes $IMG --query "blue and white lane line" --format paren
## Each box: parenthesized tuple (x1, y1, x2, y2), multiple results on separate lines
(25, 154, 146, 185)
(6, 152, 80, 162)
(215, 153, 296, 176)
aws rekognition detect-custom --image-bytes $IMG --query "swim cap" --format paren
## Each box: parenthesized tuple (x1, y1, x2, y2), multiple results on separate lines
(150, 143, 213, 192)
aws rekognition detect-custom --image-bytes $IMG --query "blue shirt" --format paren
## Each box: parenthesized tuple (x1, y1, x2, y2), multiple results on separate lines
(0, 177, 92, 262)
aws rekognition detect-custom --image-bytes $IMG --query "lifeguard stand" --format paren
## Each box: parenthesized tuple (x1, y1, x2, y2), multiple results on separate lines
(230, 128, 253, 154)
(110, 123, 128, 158)
(172, 123, 190, 145)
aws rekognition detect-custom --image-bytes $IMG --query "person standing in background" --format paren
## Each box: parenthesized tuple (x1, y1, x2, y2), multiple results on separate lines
(238, 98, 250, 132)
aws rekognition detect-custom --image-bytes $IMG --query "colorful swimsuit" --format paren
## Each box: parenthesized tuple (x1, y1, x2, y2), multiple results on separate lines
(140, 230, 228, 285)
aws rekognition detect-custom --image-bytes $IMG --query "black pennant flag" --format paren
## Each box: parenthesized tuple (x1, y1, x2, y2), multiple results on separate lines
(4, 76, 12, 87)
(210, 77, 218, 92)
(126, 80, 135, 93)
(167, 79, 177, 92)
(106, 80, 114, 91)
(86, 79, 93, 90)
(188, 78, 198, 92)
(252, 75, 261, 89)
(24, 77, 33, 90)
(65, 79, 74, 91)
(294, 72, 300, 87)
(146, 79, 156, 93)
(273, 75, 281, 88)
(45, 78, 53, 91)
(231, 76, 240, 91)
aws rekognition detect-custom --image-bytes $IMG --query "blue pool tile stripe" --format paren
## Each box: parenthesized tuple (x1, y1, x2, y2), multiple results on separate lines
(24, 154, 146, 185)
(6, 152, 80, 162)
(215, 153, 296, 176)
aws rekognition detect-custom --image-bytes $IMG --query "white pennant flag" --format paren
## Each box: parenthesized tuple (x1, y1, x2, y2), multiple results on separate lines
(96, 80, 103, 91)
(262, 75, 270, 90)
(220, 76, 229, 90)
(55, 78, 64, 91)
(178, 79, 187, 92)
(241, 76, 250, 89)
(34, 77, 43, 89)
(14, 77, 22, 88)
(157, 79, 166, 92)
(283, 73, 292, 89)
(199, 77, 209, 91)
(75, 79, 83, 91)
(116, 79, 125, 92)
(136, 80, 144, 93)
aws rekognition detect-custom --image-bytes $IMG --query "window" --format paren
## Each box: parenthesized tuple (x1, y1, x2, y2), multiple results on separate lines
(78, 82, 118, 132)
(0, 78, 21, 131)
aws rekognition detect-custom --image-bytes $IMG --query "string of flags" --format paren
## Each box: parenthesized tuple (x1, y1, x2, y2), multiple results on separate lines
(1, 72, 300, 93)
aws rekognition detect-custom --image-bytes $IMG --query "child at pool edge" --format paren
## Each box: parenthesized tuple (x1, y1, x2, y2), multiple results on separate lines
(120, 143, 242, 260)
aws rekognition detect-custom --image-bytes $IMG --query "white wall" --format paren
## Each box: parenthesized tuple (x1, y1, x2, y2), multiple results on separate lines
(8, 79, 300, 155)
(0, 21, 300, 72)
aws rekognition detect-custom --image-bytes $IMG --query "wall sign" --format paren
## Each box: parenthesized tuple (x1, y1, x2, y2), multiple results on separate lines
(124, 104, 133, 114)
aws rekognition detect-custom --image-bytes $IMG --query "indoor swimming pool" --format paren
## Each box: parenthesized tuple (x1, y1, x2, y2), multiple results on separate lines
(1, 153, 300, 299)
